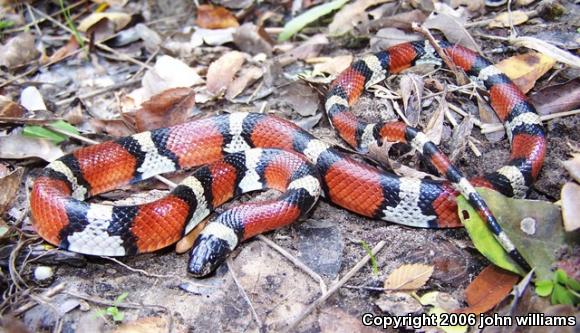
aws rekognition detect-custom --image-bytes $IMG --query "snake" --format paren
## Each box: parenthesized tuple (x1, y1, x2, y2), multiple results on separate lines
(30, 40, 546, 277)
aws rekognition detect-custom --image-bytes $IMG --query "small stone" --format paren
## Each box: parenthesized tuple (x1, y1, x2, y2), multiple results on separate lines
(520, 217, 537, 235)
(34, 266, 54, 281)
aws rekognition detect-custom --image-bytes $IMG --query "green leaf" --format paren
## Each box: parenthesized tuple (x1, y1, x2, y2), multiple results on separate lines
(0, 20, 14, 30)
(278, 0, 349, 42)
(114, 291, 129, 304)
(554, 269, 568, 284)
(565, 276, 580, 292)
(457, 195, 524, 276)
(551, 284, 574, 305)
(112, 311, 124, 322)
(22, 120, 79, 144)
(469, 188, 571, 281)
(360, 240, 379, 275)
(535, 279, 554, 297)
(106, 306, 118, 316)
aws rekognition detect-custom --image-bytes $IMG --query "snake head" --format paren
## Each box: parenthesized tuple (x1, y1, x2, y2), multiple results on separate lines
(188, 231, 236, 277)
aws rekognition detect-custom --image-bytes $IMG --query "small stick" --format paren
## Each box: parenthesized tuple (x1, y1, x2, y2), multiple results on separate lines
(55, 79, 141, 106)
(30, 7, 153, 70)
(226, 258, 264, 329)
(257, 235, 327, 294)
(284, 240, 386, 332)
(480, 109, 580, 134)
(11, 283, 66, 316)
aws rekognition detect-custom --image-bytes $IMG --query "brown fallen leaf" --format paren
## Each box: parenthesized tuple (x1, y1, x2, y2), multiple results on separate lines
(43, 35, 80, 65)
(425, 96, 446, 145)
(0, 131, 63, 161)
(489, 10, 529, 28)
(328, 0, 392, 36)
(312, 55, 353, 77)
(478, 95, 504, 143)
(0, 96, 26, 117)
(454, 265, 519, 314)
(384, 263, 434, 291)
(370, 27, 422, 51)
(78, 12, 132, 32)
(226, 66, 263, 100)
(495, 52, 555, 93)
(89, 118, 135, 137)
(561, 182, 580, 232)
(400, 74, 424, 127)
(196, 4, 239, 29)
(423, 13, 481, 54)
(135, 87, 195, 132)
(0, 168, 23, 216)
(530, 79, 580, 115)
(364, 9, 427, 33)
(562, 153, 580, 183)
(233, 23, 274, 56)
(206, 51, 246, 96)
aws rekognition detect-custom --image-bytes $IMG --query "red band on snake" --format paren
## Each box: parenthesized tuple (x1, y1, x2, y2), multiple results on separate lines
(30, 40, 546, 276)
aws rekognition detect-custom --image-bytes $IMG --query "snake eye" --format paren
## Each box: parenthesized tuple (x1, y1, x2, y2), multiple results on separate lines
(188, 233, 232, 277)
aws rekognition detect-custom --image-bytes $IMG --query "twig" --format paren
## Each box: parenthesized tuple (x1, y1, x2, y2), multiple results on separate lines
(226, 258, 263, 329)
(4, 0, 89, 34)
(257, 234, 327, 294)
(30, 7, 153, 70)
(284, 240, 386, 332)
(11, 283, 66, 316)
(412, 23, 469, 85)
(55, 79, 141, 106)
(100, 257, 176, 279)
(480, 109, 580, 134)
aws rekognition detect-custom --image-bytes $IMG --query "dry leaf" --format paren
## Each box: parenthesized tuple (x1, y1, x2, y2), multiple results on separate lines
(129, 55, 204, 105)
(0, 33, 39, 69)
(423, 13, 481, 54)
(78, 12, 132, 32)
(449, 116, 474, 162)
(425, 97, 446, 144)
(20, 86, 47, 111)
(495, 52, 556, 93)
(89, 118, 135, 137)
(0, 96, 25, 117)
(44, 35, 80, 65)
(400, 74, 424, 127)
(489, 10, 529, 28)
(206, 51, 246, 96)
(364, 10, 427, 33)
(562, 153, 580, 183)
(0, 168, 23, 215)
(478, 95, 504, 142)
(233, 23, 273, 56)
(511, 36, 580, 69)
(370, 27, 422, 52)
(135, 87, 195, 132)
(384, 263, 434, 290)
(328, 0, 392, 36)
(0, 131, 64, 161)
(561, 182, 580, 232)
(196, 5, 239, 29)
(226, 66, 263, 100)
(312, 55, 353, 76)
(530, 79, 580, 115)
(454, 265, 519, 314)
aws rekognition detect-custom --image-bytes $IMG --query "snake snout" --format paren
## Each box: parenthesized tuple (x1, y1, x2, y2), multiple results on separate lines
(188, 233, 234, 277)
